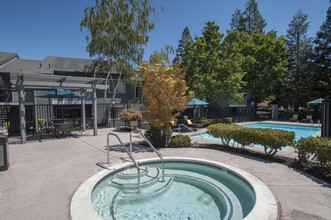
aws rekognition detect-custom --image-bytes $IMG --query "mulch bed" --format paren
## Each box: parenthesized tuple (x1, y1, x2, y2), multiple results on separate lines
(192, 143, 331, 185)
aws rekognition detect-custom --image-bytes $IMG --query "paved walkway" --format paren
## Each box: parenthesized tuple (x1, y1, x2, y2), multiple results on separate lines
(0, 128, 330, 220)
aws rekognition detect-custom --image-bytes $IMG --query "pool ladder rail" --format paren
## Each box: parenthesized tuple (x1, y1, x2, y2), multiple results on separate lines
(178, 123, 197, 133)
(106, 131, 165, 191)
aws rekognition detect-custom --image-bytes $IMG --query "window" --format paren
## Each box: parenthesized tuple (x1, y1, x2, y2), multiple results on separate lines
(108, 79, 125, 93)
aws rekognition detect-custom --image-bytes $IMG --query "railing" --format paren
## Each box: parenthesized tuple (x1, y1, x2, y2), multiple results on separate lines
(178, 124, 196, 133)
(135, 130, 165, 182)
(107, 132, 140, 191)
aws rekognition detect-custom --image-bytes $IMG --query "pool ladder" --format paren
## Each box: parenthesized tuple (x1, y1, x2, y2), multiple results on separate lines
(178, 124, 196, 133)
(107, 131, 165, 191)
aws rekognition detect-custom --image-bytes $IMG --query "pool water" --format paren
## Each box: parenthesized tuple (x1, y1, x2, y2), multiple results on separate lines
(91, 161, 256, 220)
(192, 123, 320, 150)
(244, 123, 320, 140)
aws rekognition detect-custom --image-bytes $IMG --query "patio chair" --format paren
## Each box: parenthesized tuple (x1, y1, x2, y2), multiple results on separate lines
(301, 115, 313, 124)
(183, 116, 203, 130)
(289, 114, 298, 122)
(56, 122, 72, 138)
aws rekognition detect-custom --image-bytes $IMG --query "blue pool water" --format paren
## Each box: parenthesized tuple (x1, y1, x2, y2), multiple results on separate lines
(91, 160, 256, 220)
(244, 123, 320, 140)
(192, 122, 321, 150)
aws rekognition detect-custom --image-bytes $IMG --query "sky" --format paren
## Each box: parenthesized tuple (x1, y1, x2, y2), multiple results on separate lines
(1, 0, 330, 62)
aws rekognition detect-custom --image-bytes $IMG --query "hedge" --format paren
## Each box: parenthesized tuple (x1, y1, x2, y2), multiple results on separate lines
(169, 134, 192, 148)
(295, 136, 331, 170)
(207, 123, 295, 156)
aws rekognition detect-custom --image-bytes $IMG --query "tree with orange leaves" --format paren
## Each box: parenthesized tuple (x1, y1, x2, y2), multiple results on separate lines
(140, 55, 192, 146)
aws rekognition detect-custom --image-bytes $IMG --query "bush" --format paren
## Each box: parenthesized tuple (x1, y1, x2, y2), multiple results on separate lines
(295, 136, 331, 170)
(207, 123, 241, 146)
(231, 127, 256, 149)
(145, 126, 172, 148)
(197, 118, 223, 127)
(170, 134, 192, 148)
(208, 123, 295, 156)
(119, 109, 142, 127)
(224, 117, 233, 124)
(252, 128, 295, 156)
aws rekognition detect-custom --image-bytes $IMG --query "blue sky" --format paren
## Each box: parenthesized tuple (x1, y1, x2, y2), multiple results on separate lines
(1, 0, 329, 62)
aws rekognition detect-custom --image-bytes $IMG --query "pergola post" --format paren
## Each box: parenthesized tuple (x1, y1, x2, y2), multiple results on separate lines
(81, 89, 86, 132)
(92, 88, 98, 136)
(18, 76, 26, 143)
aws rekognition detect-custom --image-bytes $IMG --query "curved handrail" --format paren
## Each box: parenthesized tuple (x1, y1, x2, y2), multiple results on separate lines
(135, 130, 165, 182)
(178, 123, 196, 133)
(107, 132, 140, 191)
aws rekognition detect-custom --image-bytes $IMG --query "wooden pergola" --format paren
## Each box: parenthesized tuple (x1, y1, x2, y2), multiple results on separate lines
(10, 73, 109, 143)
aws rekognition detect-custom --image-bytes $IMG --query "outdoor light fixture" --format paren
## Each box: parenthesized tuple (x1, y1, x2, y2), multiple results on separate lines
(0, 135, 9, 171)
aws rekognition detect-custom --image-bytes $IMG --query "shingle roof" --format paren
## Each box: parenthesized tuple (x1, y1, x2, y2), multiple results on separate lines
(44, 56, 93, 72)
(0, 59, 53, 75)
(0, 54, 93, 75)
(0, 52, 18, 67)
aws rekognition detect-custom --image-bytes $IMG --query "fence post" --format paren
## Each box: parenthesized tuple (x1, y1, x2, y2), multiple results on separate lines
(321, 100, 331, 138)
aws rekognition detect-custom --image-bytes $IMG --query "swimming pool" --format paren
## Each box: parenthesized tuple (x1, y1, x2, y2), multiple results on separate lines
(70, 157, 278, 220)
(244, 123, 320, 140)
(192, 122, 321, 150)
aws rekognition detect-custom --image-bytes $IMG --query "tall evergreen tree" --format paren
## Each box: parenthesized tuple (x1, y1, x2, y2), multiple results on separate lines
(180, 21, 245, 103)
(243, 0, 267, 34)
(230, 9, 246, 32)
(230, 0, 266, 34)
(226, 30, 288, 105)
(173, 27, 192, 63)
(314, 5, 331, 98)
(282, 9, 313, 110)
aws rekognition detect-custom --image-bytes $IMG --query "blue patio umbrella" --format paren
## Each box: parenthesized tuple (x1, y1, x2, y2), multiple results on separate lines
(187, 98, 209, 106)
(37, 88, 83, 98)
(37, 88, 84, 120)
(307, 98, 324, 104)
(187, 98, 209, 122)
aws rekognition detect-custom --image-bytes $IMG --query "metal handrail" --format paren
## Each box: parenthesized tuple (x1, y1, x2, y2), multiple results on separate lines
(135, 130, 165, 182)
(107, 132, 140, 191)
(178, 123, 196, 133)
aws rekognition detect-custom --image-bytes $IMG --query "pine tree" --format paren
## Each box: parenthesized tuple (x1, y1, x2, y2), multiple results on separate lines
(230, 9, 246, 32)
(173, 27, 192, 63)
(314, 6, 331, 98)
(230, 0, 266, 34)
(283, 9, 313, 110)
(243, 0, 267, 34)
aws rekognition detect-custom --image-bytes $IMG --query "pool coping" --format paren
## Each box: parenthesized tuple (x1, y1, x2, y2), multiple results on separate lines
(70, 157, 279, 220)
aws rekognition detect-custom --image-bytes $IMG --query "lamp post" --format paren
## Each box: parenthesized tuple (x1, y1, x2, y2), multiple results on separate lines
(111, 100, 115, 127)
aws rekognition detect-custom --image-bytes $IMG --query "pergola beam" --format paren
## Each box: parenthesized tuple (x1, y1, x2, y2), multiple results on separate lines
(11, 80, 109, 90)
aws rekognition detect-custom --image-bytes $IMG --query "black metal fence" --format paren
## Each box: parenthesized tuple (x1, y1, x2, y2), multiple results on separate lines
(2, 103, 128, 135)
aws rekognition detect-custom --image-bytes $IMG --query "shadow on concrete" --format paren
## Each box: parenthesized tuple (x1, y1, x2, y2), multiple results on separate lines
(105, 142, 154, 153)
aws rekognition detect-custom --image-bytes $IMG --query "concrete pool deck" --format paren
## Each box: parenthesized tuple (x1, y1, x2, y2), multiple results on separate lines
(0, 127, 330, 220)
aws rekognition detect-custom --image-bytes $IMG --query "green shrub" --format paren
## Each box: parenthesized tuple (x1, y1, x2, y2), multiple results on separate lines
(252, 128, 295, 156)
(224, 117, 233, 124)
(207, 123, 241, 146)
(197, 118, 223, 127)
(170, 134, 192, 148)
(4, 121, 10, 129)
(295, 136, 331, 169)
(208, 123, 295, 156)
(231, 127, 256, 149)
(38, 118, 45, 127)
(145, 126, 172, 148)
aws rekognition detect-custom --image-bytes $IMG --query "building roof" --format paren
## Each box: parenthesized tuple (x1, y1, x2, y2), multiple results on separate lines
(44, 56, 93, 72)
(0, 54, 93, 75)
(0, 59, 53, 75)
(0, 52, 18, 68)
